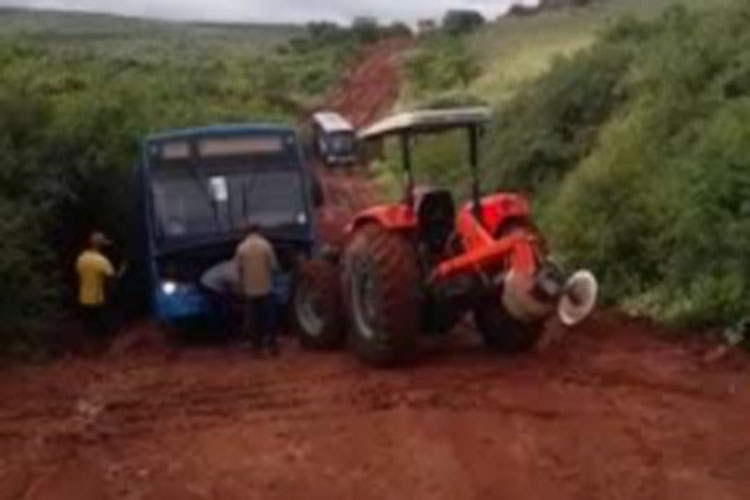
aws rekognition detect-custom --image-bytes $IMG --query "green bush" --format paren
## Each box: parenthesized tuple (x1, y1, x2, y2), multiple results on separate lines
(419, 92, 487, 110)
(442, 10, 486, 36)
(401, 0, 750, 331)
(482, 39, 635, 193)
(486, 1, 750, 330)
(352, 17, 380, 45)
(0, 81, 62, 350)
(0, 26, 355, 351)
(405, 35, 481, 99)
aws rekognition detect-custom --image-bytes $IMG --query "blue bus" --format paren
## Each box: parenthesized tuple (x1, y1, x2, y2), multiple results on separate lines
(136, 124, 322, 324)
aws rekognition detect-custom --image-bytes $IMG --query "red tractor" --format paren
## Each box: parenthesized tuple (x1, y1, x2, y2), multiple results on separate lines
(294, 108, 597, 365)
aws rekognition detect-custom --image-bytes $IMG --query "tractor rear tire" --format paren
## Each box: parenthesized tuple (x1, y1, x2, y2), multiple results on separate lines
(474, 302, 543, 354)
(343, 224, 421, 366)
(294, 259, 346, 349)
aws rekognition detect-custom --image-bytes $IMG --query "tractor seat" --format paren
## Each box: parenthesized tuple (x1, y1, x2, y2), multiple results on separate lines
(416, 188, 456, 255)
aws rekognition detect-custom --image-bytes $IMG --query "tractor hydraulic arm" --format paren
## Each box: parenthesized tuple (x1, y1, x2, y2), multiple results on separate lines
(430, 233, 539, 283)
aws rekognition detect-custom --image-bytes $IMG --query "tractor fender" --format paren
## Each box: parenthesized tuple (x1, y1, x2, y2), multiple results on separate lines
(347, 205, 418, 234)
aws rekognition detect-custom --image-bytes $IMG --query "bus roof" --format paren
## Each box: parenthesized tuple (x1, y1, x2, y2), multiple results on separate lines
(145, 123, 295, 144)
(312, 112, 354, 134)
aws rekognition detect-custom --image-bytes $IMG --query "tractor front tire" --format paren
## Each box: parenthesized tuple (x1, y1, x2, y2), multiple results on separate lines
(474, 302, 543, 354)
(343, 225, 421, 366)
(294, 259, 346, 349)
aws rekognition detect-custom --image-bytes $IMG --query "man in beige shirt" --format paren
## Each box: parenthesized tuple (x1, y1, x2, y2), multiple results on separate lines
(235, 223, 280, 354)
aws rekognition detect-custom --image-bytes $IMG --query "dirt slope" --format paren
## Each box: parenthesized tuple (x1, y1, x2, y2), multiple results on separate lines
(325, 38, 411, 129)
(314, 39, 409, 246)
(2, 40, 750, 500)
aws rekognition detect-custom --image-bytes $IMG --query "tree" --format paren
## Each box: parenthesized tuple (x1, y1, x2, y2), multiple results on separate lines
(383, 22, 413, 39)
(352, 16, 380, 44)
(442, 9, 485, 35)
(306, 21, 345, 44)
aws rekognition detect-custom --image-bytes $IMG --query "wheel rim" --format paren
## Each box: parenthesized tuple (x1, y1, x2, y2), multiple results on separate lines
(295, 279, 324, 337)
(350, 256, 378, 340)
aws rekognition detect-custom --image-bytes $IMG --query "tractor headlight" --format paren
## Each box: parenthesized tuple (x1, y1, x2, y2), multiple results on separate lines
(161, 281, 178, 296)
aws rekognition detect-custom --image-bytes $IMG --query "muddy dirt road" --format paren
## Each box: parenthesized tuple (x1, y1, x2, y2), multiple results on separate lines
(3, 315, 750, 500)
(3, 41, 750, 500)
(313, 39, 408, 246)
(324, 38, 411, 129)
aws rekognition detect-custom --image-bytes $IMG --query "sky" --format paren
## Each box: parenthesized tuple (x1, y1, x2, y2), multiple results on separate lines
(0, 0, 540, 24)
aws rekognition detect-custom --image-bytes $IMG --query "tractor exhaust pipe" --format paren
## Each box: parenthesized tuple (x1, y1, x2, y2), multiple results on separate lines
(501, 269, 599, 327)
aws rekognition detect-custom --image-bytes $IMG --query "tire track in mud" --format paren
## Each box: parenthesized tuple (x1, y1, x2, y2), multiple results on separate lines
(0, 337, 732, 458)
(3, 327, 750, 500)
(2, 355, 573, 460)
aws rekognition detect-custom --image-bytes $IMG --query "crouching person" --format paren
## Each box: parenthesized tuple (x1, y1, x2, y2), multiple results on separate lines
(235, 223, 280, 356)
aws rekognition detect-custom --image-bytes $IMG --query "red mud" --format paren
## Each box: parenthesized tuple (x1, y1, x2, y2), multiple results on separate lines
(3, 314, 750, 500)
(314, 39, 408, 246)
(324, 38, 412, 129)
(3, 41, 750, 500)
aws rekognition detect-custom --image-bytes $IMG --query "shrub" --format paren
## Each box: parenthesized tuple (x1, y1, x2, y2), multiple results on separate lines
(405, 0, 750, 330)
(0, 30, 351, 351)
(516, 2, 750, 329)
(405, 36, 481, 98)
(0, 81, 62, 350)
(383, 22, 413, 39)
(442, 10, 486, 36)
(351, 17, 380, 45)
(482, 40, 635, 194)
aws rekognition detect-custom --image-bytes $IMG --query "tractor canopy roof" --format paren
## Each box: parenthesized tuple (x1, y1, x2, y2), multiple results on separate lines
(358, 107, 491, 141)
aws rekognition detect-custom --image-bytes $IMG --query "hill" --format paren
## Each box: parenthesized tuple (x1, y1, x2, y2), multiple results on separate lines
(473, 0, 736, 102)
(403, 0, 733, 106)
(0, 8, 301, 56)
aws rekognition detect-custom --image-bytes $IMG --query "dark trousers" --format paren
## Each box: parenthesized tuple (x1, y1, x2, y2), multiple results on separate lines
(79, 304, 110, 337)
(244, 295, 276, 348)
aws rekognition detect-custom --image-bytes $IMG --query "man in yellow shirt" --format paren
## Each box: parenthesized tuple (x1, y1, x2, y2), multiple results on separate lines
(76, 232, 120, 335)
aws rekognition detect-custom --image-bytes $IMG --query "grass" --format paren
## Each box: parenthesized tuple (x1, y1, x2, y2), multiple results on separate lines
(468, 0, 735, 104)
(0, 7, 301, 58)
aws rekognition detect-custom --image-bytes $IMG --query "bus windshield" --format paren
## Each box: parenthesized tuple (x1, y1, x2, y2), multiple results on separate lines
(329, 132, 355, 155)
(151, 166, 306, 243)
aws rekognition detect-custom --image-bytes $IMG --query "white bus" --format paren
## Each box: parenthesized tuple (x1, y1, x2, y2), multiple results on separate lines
(312, 111, 356, 167)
